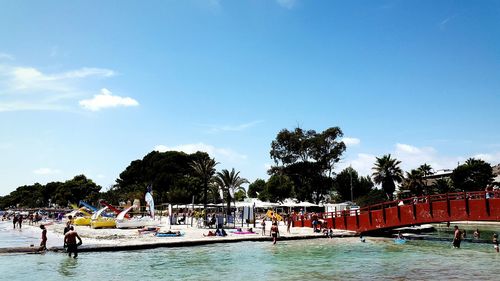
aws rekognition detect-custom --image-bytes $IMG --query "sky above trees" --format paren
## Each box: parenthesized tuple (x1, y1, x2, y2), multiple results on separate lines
(1, 0, 499, 195)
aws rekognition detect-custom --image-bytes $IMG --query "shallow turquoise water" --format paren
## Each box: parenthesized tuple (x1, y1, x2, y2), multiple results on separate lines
(1, 222, 500, 280)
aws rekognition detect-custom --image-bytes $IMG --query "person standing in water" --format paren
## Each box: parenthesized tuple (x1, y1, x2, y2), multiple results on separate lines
(64, 226, 82, 258)
(271, 222, 279, 244)
(473, 229, 480, 239)
(453, 225, 462, 248)
(39, 225, 47, 251)
(493, 233, 499, 253)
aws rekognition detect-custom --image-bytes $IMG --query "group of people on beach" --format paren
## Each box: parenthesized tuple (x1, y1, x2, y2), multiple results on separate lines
(4, 212, 44, 228)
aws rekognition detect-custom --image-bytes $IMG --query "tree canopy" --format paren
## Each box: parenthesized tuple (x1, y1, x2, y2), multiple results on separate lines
(111, 150, 212, 205)
(0, 175, 101, 209)
(247, 179, 266, 198)
(333, 167, 373, 202)
(269, 126, 346, 204)
(451, 158, 494, 191)
(214, 168, 249, 214)
(372, 154, 403, 200)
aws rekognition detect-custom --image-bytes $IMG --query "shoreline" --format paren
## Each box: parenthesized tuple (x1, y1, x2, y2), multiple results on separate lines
(2, 220, 498, 254)
(0, 219, 356, 254)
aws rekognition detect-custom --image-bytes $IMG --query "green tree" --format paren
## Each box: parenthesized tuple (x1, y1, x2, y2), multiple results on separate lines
(269, 126, 346, 203)
(247, 179, 266, 198)
(214, 168, 249, 215)
(417, 163, 433, 194)
(333, 167, 373, 202)
(355, 189, 387, 207)
(432, 178, 455, 194)
(264, 174, 294, 203)
(190, 155, 218, 219)
(234, 189, 247, 201)
(359, 176, 375, 196)
(52, 175, 101, 207)
(417, 164, 432, 176)
(7, 184, 44, 208)
(451, 158, 493, 191)
(372, 154, 403, 201)
(114, 150, 210, 205)
(402, 169, 424, 196)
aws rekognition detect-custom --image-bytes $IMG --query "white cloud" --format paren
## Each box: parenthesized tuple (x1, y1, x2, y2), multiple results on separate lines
(395, 143, 427, 154)
(337, 153, 376, 177)
(473, 152, 500, 164)
(79, 88, 139, 111)
(0, 53, 14, 60)
(59, 68, 115, 79)
(0, 61, 117, 112)
(8, 66, 114, 90)
(336, 143, 500, 183)
(33, 168, 61, 175)
(154, 142, 247, 162)
(339, 143, 456, 177)
(393, 143, 449, 171)
(342, 137, 361, 146)
(276, 0, 297, 9)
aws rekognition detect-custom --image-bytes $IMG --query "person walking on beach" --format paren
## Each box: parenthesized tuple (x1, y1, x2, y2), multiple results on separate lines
(145, 185, 155, 219)
(13, 214, 18, 229)
(64, 226, 82, 258)
(271, 222, 279, 244)
(39, 225, 47, 251)
(453, 226, 462, 248)
(261, 218, 266, 236)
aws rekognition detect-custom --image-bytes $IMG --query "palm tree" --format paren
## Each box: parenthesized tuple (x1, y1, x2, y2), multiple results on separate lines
(417, 163, 433, 177)
(215, 168, 249, 215)
(432, 178, 454, 194)
(372, 154, 403, 200)
(403, 169, 424, 196)
(417, 163, 433, 193)
(190, 156, 218, 221)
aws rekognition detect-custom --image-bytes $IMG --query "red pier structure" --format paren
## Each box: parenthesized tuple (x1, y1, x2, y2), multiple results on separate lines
(296, 191, 500, 234)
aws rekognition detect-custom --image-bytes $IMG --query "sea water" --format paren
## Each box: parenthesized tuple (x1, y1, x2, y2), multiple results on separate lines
(0, 220, 41, 247)
(1, 224, 500, 280)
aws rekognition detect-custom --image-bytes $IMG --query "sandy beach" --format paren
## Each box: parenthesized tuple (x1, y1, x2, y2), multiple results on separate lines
(12, 218, 355, 252)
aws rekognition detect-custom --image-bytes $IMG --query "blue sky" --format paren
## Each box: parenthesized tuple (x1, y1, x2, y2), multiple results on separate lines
(1, 0, 499, 195)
